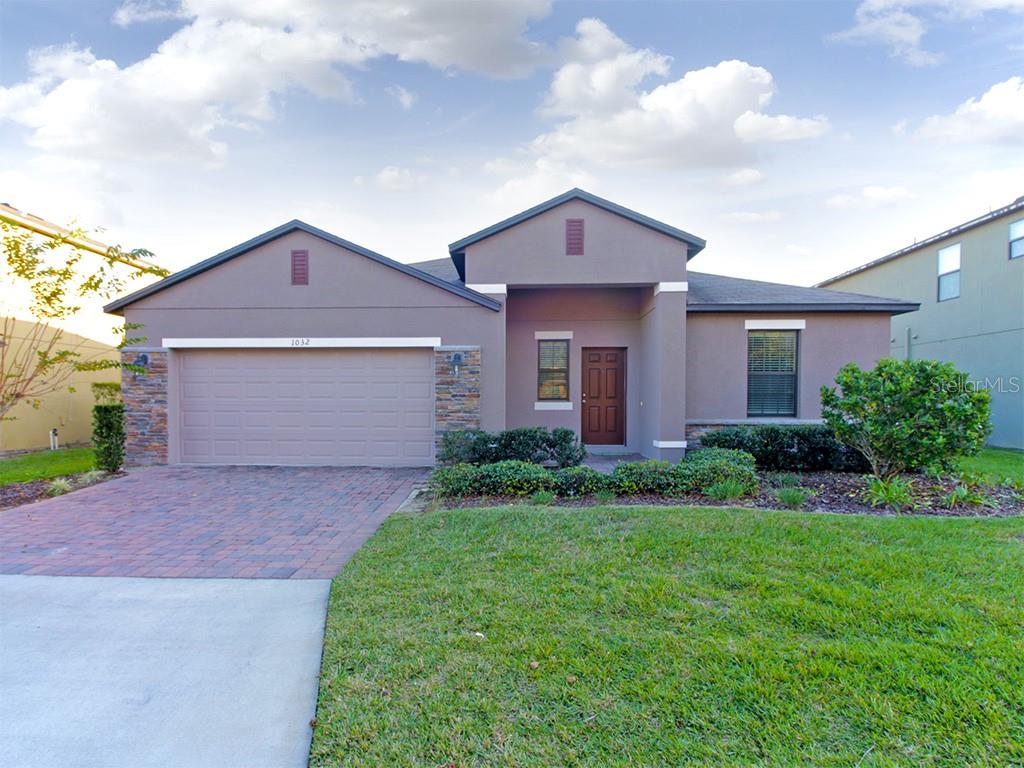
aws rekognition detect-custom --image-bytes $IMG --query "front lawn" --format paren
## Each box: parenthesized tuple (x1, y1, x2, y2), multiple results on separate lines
(0, 447, 95, 486)
(311, 506, 1024, 767)
(960, 447, 1024, 484)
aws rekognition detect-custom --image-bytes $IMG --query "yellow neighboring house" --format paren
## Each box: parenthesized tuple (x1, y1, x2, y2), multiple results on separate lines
(0, 319, 119, 452)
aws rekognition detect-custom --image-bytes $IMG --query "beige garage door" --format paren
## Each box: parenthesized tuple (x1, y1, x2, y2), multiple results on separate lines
(177, 348, 434, 466)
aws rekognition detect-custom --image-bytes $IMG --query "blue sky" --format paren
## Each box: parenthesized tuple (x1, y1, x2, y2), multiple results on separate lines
(1, 0, 1022, 340)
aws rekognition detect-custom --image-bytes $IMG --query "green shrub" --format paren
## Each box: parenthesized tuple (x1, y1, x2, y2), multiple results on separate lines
(671, 459, 759, 496)
(594, 489, 617, 504)
(91, 403, 125, 472)
(529, 489, 556, 506)
(90, 381, 122, 404)
(552, 465, 608, 497)
(863, 476, 917, 512)
(438, 427, 585, 467)
(475, 460, 553, 496)
(611, 460, 674, 494)
(437, 430, 496, 465)
(704, 478, 749, 501)
(46, 477, 73, 496)
(548, 428, 587, 467)
(774, 472, 800, 488)
(429, 463, 480, 498)
(821, 358, 991, 479)
(776, 486, 810, 510)
(942, 485, 988, 509)
(685, 447, 757, 471)
(700, 424, 867, 472)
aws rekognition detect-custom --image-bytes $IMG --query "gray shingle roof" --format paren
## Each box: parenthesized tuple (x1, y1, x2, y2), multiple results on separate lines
(687, 271, 918, 313)
(407, 257, 462, 283)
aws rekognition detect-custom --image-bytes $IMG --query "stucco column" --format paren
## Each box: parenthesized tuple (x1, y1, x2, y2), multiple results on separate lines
(641, 289, 688, 461)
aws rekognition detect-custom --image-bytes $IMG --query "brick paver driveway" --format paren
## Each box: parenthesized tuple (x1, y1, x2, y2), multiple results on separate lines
(0, 465, 427, 579)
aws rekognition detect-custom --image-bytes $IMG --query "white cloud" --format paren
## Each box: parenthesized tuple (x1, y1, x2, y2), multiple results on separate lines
(112, 0, 187, 25)
(722, 210, 783, 223)
(831, 1, 1024, 66)
(371, 165, 423, 191)
(385, 85, 417, 110)
(723, 168, 765, 186)
(541, 17, 670, 118)
(524, 21, 830, 169)
(734, 111, 830, 142)
(916, 77, 1024, 143)
(827, 185, 915, 208)
(0, 0, 552, 167)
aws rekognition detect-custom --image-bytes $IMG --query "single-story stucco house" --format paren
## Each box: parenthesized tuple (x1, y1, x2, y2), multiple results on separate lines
(105, 189, 918, 467)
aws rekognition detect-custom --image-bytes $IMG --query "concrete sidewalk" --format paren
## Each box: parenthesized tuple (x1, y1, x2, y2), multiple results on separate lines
(0, 575, 330, 768)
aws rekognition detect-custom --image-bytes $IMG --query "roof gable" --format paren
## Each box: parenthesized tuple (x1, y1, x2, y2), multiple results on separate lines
(447, 188, 706, 260)
(104, 220, 502, 314)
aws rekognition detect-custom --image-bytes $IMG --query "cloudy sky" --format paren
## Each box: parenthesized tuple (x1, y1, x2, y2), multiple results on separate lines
(1, 0, 1022, 342)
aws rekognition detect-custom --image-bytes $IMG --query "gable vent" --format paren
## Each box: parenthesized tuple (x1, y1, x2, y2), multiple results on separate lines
(291, 249, 309, 285)
(565, 218, 584, 255)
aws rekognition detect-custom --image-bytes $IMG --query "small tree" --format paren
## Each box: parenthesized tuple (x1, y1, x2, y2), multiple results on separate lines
(0, 214, 166, 425)
(820, 358, 991, 479)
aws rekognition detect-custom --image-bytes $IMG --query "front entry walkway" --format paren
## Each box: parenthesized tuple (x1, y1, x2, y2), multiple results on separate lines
(0, 465, 427, 579)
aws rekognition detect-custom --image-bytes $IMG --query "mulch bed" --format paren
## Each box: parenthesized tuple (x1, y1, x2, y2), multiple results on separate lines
(0, 471, 120, 512)
(441, 471, 1024, 517)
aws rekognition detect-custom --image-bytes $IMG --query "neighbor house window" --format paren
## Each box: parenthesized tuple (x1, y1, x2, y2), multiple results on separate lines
(538, 339, 569, 400)
(937, 243, 960, 301)
(565, 218, 584, 255)
(1010, 219, 1024, 260)
(747, 330, 797, 417)
(291, 249, 309, 285)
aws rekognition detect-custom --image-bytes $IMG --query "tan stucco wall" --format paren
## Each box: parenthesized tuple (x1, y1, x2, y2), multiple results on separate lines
(685, 312, 891, 420)
(0, 320, 118, 452)
(120, 230, 507, 432)
(463, 199, 688, 286)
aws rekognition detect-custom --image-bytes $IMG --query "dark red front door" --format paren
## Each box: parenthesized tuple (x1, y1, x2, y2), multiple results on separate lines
(581, 348, 625, 444)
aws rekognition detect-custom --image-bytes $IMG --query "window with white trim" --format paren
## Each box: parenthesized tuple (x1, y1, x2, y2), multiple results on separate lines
(1010, 219, 1024, 260)
(937, 243, 960, 301)
(537, 339, 569, 401)
(747, 330, 797, 417)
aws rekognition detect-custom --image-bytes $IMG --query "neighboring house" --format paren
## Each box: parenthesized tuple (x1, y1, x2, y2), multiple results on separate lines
(0, 320, 119, 453)
(104, 189, 916, 467)
(819, 196, 1024, 450)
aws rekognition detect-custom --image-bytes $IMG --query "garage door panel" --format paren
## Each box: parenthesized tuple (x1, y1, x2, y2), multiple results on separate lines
(177, 348, 434, 466)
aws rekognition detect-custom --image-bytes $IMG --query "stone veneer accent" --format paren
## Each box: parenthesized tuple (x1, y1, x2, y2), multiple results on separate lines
(434, 346, 482, 449)
(122, 349, 169, 467)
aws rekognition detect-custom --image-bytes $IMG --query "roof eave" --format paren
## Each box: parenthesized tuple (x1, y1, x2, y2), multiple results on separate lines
(103, 220, 502, 314)
(686, 302, 920, 315)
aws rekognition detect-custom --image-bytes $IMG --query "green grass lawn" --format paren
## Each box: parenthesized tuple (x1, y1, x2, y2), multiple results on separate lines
(959, 447, 1024, 484)
(0, 447, 95, 486)
(311, 505, 1024, 767)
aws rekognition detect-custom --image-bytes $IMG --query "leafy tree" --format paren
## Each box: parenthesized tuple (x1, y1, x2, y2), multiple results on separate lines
(0, 215, 167, 423)
(821, 358, 991, 479)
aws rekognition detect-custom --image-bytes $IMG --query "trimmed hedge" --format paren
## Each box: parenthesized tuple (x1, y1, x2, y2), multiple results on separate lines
(438, 427, 586, 467)
(92, 403, 125, 472)
(430, 448, 759, 500)
(699, 424, 869, 472)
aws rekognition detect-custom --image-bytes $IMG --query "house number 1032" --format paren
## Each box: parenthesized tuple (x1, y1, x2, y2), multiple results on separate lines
(290, 338, 311, 347)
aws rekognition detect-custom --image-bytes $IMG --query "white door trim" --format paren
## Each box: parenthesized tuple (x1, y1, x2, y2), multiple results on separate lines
(162, 337, 442, 349)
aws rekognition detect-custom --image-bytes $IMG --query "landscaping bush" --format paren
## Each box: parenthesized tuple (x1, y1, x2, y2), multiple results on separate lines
(437, 430, 495, 465)
(704, 478, 749, 501)
(685, 447, 757, 471)
(438, 427, 586, 467)
(429, 463, 480, 498)
(552, 465, 608, 497)
(699, 424, 868, 472)
(821, 358, 992, 479)
(91, 403, 125, 472)
(611, 460, 675, 494)
(671, 459, 759, 497)
(474, 460, 553, 496)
